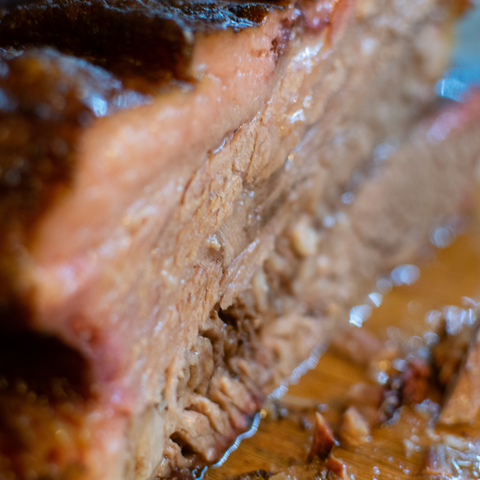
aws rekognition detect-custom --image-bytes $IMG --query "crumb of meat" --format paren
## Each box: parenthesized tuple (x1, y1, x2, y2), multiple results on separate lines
(439, 328, 480, 425)
(307, 412, 338, 462)
(339, 406, 371, 446)
(401, 358, 431, 405)
(432, 302, 480, 425)
(334, 327, 432, 424)
(290, 215, 319, 258)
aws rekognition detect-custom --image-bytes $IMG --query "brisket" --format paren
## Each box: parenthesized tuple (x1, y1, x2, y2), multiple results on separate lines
(0, 0, 478, 479)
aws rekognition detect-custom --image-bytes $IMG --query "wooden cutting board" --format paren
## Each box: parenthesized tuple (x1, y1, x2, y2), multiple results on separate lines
(205, 217, 480, 480)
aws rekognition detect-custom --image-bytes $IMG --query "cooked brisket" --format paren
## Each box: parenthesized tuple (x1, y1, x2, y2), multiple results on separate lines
(0, 0, 478, 479)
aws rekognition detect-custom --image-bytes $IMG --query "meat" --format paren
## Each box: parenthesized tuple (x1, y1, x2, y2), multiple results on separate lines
(308, 412, 337, 462)
(422, 437, 480, 478)
(339, 407, 371, 446)
(439, 327, 480, 425)
(0, 0, 478, 479)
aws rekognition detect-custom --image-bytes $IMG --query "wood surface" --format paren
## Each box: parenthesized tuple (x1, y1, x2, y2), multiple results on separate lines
(205, 215, 480, 480)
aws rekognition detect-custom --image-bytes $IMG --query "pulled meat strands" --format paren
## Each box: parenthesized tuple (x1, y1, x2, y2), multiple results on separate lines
(333, 326, 432, 423)
(305, 413, 350, 478)
(336, 329, 446, 431)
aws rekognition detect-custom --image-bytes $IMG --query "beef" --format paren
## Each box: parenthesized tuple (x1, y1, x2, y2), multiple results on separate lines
(229, 457, 349, 480)
(0, 0, 477, 479)
(439, 325, 480, 425)
(339, 407, 370, 446)
(308, 412, 337, 462)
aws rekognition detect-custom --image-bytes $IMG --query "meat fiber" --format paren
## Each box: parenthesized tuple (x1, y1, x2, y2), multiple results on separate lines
(0, 0, 477, 479)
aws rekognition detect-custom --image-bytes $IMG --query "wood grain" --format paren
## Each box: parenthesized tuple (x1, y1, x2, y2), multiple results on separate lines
(206, 218, 480, 480)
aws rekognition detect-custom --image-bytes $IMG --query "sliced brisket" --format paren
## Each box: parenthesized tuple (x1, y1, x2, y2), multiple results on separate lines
(0, 0, 477, 479)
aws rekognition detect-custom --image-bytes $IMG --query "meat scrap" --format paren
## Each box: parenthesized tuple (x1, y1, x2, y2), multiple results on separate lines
(308, 412, 338, 462)
(422, 437, 480, 478)
(335, 303, 480, 428)
(439, 328, 480, 425)
(377, 357, 431, 417)
(339, 407, 371, 446)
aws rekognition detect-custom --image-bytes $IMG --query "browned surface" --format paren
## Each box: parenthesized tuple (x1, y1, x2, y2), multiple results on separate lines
(0, 0, 475, 477)
(206, 208, 480, 480)
(0, 0, 289, 83)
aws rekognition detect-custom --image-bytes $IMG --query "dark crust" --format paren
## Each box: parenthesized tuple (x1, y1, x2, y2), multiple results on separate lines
(0, 47, 150, 328)
(0, 330, 93, 480)
(0, 0, 293, 330)
(0, 0, 290, 84)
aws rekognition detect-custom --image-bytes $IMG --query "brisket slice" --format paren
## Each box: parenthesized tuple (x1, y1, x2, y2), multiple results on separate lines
(0, 0, 475, 479)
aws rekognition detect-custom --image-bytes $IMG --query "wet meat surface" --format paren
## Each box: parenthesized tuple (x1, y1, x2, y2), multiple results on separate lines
(0, 0, 477, 478)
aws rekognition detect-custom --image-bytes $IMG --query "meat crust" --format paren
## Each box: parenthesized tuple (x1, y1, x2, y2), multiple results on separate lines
(0, 0, 476, 479)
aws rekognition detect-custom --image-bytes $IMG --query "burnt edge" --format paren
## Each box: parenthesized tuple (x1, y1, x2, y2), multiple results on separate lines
(0, 0, 290, 83)
(0, 2, 294, 473)
(0, 47, 140, 329)
(0, 0, 296, 330)
(0, 330, 93, 480)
